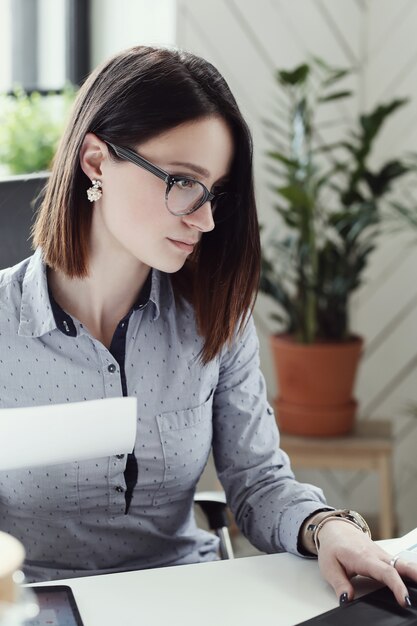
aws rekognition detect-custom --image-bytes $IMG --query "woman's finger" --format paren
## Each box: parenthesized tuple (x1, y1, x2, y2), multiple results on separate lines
(354, 554, 411, 607)
(391, 558, 417, 596)
(318, 553, 355, 604)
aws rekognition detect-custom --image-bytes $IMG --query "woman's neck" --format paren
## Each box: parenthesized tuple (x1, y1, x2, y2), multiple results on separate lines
(47, 252, 151, 348)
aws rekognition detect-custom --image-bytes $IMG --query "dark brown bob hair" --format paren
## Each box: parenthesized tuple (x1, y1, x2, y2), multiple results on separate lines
(32, 46, 260, 363)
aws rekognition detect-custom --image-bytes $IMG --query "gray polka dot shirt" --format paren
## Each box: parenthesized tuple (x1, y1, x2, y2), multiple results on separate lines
(0, 248, 327, 582)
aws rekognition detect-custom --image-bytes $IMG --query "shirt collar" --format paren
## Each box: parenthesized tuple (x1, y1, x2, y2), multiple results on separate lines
(18, 249, 162, 339)
(147, 269, 161, 321)
(49, 268, 161, 336)
(18, 247, 57, 338)
(133, 271, 152, 311)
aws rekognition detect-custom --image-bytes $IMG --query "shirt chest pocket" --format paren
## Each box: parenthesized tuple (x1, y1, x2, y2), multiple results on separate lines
(153, 392, 214, 506)
(0, 464, 80, 521)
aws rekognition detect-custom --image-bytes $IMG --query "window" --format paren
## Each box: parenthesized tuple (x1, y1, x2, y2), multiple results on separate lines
(0, 0, 89, 94)
(0, 0, 12, 92)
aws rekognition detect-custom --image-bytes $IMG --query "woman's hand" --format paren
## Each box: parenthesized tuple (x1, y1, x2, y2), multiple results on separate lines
(317, 520, 417, 607)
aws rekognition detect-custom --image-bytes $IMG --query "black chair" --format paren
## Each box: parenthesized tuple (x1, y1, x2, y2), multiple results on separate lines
(0, 173, 47, 269)
(194, 491, 234, 560)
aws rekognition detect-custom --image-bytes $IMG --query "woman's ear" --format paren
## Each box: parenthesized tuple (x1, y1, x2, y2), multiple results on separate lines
(79, 133, 108, 181)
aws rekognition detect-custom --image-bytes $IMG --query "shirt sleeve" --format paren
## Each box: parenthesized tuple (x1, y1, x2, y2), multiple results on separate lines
(212, 314, 329, 556)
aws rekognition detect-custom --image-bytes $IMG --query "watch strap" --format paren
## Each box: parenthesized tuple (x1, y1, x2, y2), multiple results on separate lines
(307, 509, 371, 554)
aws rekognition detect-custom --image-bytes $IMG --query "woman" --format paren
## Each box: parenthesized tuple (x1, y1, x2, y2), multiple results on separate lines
(0, 45, 415, 606)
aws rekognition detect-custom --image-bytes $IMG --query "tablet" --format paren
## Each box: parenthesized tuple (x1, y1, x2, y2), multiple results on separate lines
(295, 582, 417, 625)
(26, 585, 85, 626)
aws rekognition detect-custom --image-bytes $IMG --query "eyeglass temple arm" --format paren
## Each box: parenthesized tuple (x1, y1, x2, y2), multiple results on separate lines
(105, 141, 170, 184)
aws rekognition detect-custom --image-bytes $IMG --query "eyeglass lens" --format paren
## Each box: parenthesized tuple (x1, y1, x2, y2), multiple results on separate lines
(167, 179, 208, 215)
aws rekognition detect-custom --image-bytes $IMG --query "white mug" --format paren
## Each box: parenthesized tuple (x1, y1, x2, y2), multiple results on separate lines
(0, 531, 25, 606)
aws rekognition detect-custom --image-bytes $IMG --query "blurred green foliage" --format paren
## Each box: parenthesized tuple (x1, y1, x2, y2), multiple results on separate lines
(260, 57, 417, 344)
(0, 84, 77, 175)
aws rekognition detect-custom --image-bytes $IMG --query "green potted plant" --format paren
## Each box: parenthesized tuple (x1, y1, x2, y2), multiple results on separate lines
(260, 57, 416, 436)
(0, 85, 76, 175)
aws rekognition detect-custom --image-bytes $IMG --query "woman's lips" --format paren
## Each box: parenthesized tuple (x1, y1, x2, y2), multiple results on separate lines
(167, 238, 196, 253)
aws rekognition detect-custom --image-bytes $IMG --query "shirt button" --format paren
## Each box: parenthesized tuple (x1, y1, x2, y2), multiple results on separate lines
(108, 364, 117, 373)
(116, 454, 125, 459)
(115, 485, 124, 493)
(119, 322, 125, 329)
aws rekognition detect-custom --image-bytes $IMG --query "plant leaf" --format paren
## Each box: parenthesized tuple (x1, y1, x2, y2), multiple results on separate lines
(319, 90, 352, 103)
(267, 151, 298, 168)
(277, 64, 310, 86)
(322, 69, 351, 86)
(276, 185, 314, 208)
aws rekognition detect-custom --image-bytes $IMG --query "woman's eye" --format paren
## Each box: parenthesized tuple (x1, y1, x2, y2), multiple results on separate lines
(176, 178, 195, 189)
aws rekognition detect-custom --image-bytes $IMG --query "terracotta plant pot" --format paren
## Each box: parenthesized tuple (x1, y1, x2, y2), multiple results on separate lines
(270, 334, 363, 437)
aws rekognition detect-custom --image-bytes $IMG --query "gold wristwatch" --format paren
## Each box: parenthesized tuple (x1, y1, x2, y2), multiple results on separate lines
(304, 509, 371, 555)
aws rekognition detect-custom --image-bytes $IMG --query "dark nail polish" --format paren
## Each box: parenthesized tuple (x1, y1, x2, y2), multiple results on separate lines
(339, 592, 349, 606)
(405, 595, 412, 608)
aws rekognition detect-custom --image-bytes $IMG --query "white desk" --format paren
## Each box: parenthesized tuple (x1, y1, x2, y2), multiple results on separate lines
(32, 533, 409, 626)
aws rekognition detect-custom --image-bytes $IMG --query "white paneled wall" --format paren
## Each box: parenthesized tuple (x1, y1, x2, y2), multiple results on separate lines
(177, 0, 417, 534)
(90, 0, 176, 68)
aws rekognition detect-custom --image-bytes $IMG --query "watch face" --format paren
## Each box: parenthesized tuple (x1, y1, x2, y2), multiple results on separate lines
(344, 510, 370, 535)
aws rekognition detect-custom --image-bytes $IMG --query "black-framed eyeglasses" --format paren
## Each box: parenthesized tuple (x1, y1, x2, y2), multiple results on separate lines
(103, 139, 231, 218)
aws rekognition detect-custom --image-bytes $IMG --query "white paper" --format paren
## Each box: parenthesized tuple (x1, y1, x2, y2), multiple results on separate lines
(378, 526, 417, 558)
(0, 397, 137, 471)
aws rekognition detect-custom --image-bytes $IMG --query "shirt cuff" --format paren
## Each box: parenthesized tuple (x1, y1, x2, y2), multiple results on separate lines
(280, 501, 335, 558)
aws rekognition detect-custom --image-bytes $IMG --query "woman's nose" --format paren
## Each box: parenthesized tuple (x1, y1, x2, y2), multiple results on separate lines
(183, 201, 215, 232)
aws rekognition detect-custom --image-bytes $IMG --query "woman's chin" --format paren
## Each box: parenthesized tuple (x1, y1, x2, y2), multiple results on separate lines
(153, 257, 188, 274)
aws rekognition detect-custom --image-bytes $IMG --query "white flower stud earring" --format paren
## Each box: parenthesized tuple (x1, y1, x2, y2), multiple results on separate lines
(87, 179, 102, 202)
